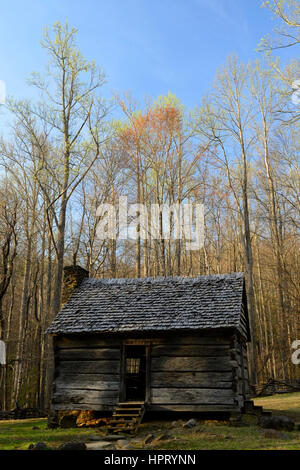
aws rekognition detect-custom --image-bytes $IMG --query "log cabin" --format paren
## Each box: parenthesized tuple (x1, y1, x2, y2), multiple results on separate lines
(47, 266, 251, 425)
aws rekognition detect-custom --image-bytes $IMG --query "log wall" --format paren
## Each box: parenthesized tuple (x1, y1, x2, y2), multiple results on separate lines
(51, 336, 121, 411)
(51, 331, 250, 413)
(149, 333, 245, 412)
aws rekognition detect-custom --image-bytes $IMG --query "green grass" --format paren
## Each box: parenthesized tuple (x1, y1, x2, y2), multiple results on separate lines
(254, 392, 300, 422)
(133, 392, 300, 450)
(0, 418, 98, 450)
(0, 393, 299, 450)
(133, 419, 300, 450)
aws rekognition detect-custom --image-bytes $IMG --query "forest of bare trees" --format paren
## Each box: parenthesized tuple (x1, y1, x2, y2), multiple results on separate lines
(0, 1, 299, 410)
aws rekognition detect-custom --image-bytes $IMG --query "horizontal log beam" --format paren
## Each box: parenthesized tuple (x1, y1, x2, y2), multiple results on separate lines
(154, 335, 232, 346)
(55, 376, 119, 391)
(151, 345, 230, 357)
(58, 349, 120, 361)
(149, 404, 239, 412)
(58, 360, 120, 374)
(150, 388, 236, 405)
(53, 388, 119, 405)
(151, 357, 234, 372)
(51, 403, 114, 411)
(151, 371, 233, 388)
(56, 337, 121, 349)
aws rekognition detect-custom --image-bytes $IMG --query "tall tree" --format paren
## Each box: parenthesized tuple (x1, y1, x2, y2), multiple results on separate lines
(198, 56, 257, 384)
(261, 0, 300, 50)
(9, 22, 108, 316)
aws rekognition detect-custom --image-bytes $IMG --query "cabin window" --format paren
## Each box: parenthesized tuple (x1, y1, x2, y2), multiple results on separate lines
(126, 357, 140, 374)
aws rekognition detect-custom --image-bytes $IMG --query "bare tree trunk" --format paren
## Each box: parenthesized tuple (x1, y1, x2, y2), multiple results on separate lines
(13, 236, 33, 406)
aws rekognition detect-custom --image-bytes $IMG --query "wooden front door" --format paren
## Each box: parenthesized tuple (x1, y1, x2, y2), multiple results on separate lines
(120, 345, 149, 402)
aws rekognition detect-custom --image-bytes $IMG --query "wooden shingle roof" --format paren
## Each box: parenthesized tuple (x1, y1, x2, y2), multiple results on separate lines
(47, 273, 250, 340)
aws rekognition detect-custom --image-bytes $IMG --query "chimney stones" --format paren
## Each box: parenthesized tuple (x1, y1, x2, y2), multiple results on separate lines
(61, 266, 89, 305)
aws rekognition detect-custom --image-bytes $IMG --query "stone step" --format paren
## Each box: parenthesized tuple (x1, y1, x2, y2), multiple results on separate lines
(244, 400, 255, 409)
(253, 406, 263, 414)
(110, 418, 138, 424)
(118, 402, 144, 406)
(107, 426, 136, 432)
(107, 401, 145, 434)
(114, 408, 141, 412)
(261, 410, 272, 416)
(243, 400, 271, 417)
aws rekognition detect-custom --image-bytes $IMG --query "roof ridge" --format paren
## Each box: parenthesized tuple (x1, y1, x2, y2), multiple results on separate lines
(83, 272, 245, 286)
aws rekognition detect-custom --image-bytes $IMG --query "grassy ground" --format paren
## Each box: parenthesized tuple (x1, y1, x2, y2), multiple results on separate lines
(0, 418, 96, 450)
(0, 393, 299, 450)
(254, 393, 300, 422)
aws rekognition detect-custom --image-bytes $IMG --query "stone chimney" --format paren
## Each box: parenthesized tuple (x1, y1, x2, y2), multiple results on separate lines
(61, 265, 89, 305)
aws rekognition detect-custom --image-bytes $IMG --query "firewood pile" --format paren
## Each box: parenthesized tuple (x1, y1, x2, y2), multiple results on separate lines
(58, 410, 109, 428)
(76, 410, 109, 427)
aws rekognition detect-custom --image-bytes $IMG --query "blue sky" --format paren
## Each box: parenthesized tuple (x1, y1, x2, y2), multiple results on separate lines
(0, 0, 295, 123)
